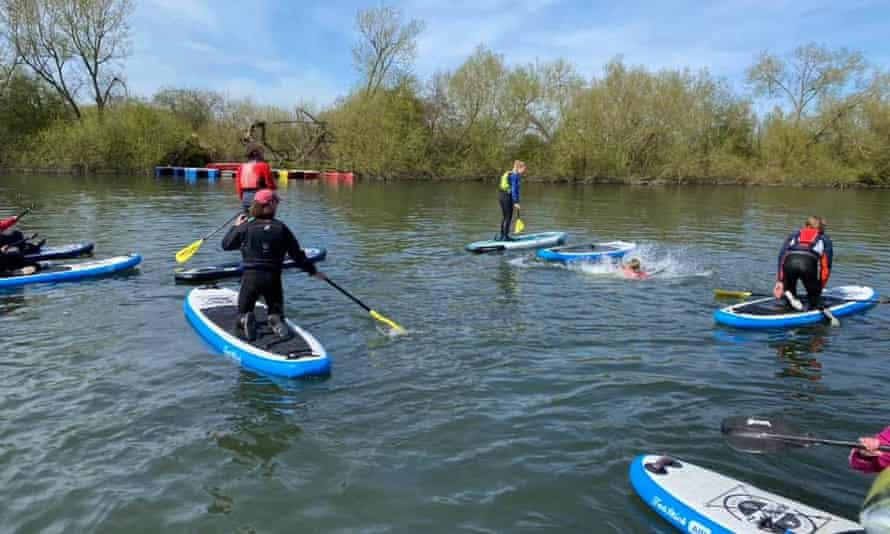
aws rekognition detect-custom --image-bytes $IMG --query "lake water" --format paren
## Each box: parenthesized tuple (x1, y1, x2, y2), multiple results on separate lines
(1, 174, 888, 532)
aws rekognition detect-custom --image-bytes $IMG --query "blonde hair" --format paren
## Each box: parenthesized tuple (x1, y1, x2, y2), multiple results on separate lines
(513, 160, 526, 173)
(628, 258, 641, 271)
(805, 216, 826, 231)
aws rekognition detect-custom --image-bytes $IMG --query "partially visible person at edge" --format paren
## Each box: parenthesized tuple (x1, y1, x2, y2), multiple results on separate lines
(851, 426, 890, 473)
(235, 144, 276, 212)
(773, 216, 833, 311)
(221, 189, 325, 341)
(0, 212, 38, 275)
(497, 160, 526, 241)
(622, 258, 649, 280)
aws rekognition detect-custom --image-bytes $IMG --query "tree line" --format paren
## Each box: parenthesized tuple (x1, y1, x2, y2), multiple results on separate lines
(1, 1, 888, 186)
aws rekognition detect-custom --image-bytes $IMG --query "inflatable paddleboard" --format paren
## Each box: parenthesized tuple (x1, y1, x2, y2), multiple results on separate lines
(536, 240, 636, 262)
(174, 247, 327, 283)
(184, 287, 330, 378)
(466, 232, 567, 253)
(0, 254, 141, 289)
(714, 286, 877, 329)
(24, 241, 95, 262)
(630, 454, 863, 534)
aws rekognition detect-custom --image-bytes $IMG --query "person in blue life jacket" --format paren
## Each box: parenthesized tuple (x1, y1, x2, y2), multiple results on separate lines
(773, 216, 833, 312)
(497, 160, 526, 241)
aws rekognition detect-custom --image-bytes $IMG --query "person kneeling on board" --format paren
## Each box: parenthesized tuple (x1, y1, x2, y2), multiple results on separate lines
(221, 189, 325, 341)
(497, 160, 525, 241)
(235, 144, 276, 212)
(622, 258, 649, 279)
(773, 216, 833, 313)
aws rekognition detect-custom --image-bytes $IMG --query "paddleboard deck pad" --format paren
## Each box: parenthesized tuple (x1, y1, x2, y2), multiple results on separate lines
(536, 240, 636, 262)
(184, 287, 330, 378)
(0, 254, 141, 288)
(630, 454, 863, 534)
(174, 247, 327, 283)
(466, 232, 567, 253)
(714, 285, 876, 329)
(24, 241, 95, 262)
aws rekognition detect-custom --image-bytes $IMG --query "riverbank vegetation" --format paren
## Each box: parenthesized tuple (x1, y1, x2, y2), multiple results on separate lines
(1, 1, 889, 186)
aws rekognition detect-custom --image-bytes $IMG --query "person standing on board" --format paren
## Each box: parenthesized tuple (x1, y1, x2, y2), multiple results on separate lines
(235, 144, 276, 212)
(497, 160, 526, 241)
(773, 216, 833, 315)
(221, 189, 325, 341)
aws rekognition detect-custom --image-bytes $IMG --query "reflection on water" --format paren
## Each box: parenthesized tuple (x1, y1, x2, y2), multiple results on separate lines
(772, 332, 828, 383)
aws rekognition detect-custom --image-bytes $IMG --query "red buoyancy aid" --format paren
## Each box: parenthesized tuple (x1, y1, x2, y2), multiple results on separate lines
(238, 162, 265, 190)
(796, 227, 820, 249)
(0, 216, 17, 232)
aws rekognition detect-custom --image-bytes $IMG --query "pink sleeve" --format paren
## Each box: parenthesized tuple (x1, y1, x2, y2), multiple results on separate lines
(849, 427, 890, 473)
(876, 427, 890, 471)
(850, 449, 881, 473)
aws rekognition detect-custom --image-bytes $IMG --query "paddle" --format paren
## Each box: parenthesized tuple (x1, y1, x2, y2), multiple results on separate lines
(714, 288, 889, 304)
(721, 416, 890, 454)
(175, 212, 241, 263)
(323, 277, 406, 333)
(514, 206, 524, 234)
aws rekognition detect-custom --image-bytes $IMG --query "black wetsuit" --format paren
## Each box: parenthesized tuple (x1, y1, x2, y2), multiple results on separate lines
(498, 191, 514, 241)
(221, 216, 317, 317)
(782, 253, 821, 307)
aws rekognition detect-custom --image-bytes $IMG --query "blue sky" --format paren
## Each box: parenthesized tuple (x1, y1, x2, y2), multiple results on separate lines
(128, 0, 889, 108)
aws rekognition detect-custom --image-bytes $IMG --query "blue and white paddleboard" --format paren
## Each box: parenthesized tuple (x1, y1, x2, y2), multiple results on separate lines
(630, 454, 863, 534)
(466, 231, 567, 253)
(184, 287, 330, 378)
(536, 240, 636, 262)
(174, 247, 327, 283)
(714, 286, 877, 329)
(0, 254, 141, 289)
(24, 241, 94, 262)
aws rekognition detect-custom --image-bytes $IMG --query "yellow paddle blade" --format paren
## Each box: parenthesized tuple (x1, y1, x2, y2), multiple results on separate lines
(514, 218, 525, 234)
(861, 468, 890, 532)
(370, 309, 406, 333)
(175, 238, 204, 263)
(714, 289, 752, 298)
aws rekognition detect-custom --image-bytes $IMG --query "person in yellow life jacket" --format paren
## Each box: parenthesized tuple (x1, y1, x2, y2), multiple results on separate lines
(235, 144, 276, 212)
(497, 160, 526, 241)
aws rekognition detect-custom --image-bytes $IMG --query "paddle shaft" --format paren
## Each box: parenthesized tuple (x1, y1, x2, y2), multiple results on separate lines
(202, 212, 241, 241)
(324, 277, 372, 312)
(737, 431, 890, 452)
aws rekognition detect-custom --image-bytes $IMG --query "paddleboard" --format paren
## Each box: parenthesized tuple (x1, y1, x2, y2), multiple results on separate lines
(184, 287, 330, 378)
(174, 247, 327, 283)
(0, 254, 141, 289)
(630, 454, 863, 534)
(714, 286, 877, 329)
(465, 232, 567, 253)
(24, 241, 95, 262)
(536, 240, 636, 262)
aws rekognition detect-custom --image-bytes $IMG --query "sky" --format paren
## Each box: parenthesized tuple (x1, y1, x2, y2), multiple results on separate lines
(127, 0, 890, 109)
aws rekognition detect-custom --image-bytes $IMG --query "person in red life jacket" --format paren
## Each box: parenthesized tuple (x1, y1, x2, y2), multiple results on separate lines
(221, 189, 325, 341)
(773, 216, 833, 311)
(0, 211, 38, 275)
(850, 426, 890, 473)
(235, 145, 276, 212)
(622, 258, 649, 279)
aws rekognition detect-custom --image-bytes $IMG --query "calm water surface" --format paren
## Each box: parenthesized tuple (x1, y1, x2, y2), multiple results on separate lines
(1, 175, 889, 533)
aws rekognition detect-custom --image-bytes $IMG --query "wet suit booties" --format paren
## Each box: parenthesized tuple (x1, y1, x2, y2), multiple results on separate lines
(221, 215, 317, 341)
